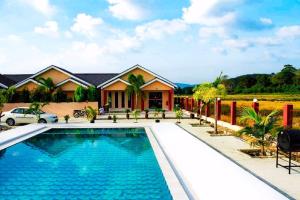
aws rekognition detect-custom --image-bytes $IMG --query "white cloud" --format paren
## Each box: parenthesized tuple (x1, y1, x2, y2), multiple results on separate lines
(71, 13, 103, 37)
(20, 0, 55, 16)
(212, 47, 227, 55)
(182, 0, 236, 26)
(223, 39, 253, 51)
(260, 18, 272, 25)
(277, 25, 300, 39)
(34, 21, 59, 37)
(107, 0, 144, 20)
(135, 19, 187, 40)
(199, 27, 228, 38)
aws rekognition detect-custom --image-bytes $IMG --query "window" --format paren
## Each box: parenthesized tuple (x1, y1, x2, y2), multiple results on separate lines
(108, 92, 112, 108)
(121, 92, 125, 108)
(115, 92, 118, 108)
(149, 92, 162, 109)
(128, 95, 131, 109)
(12, 108, 25, 114)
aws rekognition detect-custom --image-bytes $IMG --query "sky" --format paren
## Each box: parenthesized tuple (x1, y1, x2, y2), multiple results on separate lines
(0, 0, 300, 84)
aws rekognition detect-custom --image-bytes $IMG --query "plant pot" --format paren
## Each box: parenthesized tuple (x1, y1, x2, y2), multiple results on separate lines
(108, 116, 112, 120)
(162, 113, 166, 119)
(90, 120, 95, 123)
(155, 119, 160, 123)
(190, 113, 195, 119)
(145, 113, 148, 119)
(126, 114, 130, 119)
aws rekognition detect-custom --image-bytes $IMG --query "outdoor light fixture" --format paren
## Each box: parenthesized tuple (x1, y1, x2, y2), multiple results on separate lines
(253, 98, 258, 102)
(217, 97, 221, 101)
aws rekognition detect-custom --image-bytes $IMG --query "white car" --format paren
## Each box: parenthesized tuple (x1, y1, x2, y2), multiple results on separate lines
(1, 107, 58, 126)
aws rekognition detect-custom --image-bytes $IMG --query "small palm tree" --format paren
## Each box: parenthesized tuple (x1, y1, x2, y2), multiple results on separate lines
(126, 74, 145, 109)
(175, 109, 183, 123)
(27, 102, 48, 122)
(132, 109, 141, 123)
(239, 107, 279, 156)
(86, 106, 97, 123)
(38, 77, 55, 93)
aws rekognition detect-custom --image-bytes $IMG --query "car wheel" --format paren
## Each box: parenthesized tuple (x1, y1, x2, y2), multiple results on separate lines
(6, 118, 15, 126)
(38, 119, 47, 124)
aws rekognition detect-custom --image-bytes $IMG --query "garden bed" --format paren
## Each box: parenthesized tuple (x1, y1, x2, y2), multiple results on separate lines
(239, 149, 276, 158)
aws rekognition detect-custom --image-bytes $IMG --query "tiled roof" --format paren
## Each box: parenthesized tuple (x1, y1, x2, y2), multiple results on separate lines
(0, 74, 18, 87)
(3, 74, 32, 83)
(74, 73, 119, 86)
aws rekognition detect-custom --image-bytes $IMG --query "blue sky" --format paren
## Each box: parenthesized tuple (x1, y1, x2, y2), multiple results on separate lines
(0, 0, 300, 83)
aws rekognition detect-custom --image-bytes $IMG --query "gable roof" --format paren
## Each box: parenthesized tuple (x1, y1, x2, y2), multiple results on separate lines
(102, 78, 131, 89)
(0, 74, 16, 88)
(56, 78, 89, 88)
(140, 78, 175, 89)
(97, 64, 177, 88)
(20, 65, 93, 87)
(4, 74, 32, 83)
(14, 79, 43, 88)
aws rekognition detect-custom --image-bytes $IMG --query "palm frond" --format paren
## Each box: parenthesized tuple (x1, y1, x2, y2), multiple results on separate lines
(240, 107, 261, 123)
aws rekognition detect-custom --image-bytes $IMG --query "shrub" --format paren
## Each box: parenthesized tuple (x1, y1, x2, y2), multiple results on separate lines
(20, 89, 31, 103)
(52, 89, 67, 102)
(31, 86, 49, 102)
(87, 86, 98, 101)
(74, 86, 87, 102)
(64, 115, 70, 123)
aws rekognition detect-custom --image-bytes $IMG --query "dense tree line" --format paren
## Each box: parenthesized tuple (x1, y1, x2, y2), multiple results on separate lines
(175, 64, 300, 95)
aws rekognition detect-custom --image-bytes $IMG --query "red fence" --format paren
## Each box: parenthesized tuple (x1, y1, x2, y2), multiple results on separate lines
(174, 97, 299, 128)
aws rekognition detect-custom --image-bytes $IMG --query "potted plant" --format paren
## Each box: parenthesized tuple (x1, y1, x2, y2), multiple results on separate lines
(145, 109, 149, 119)
(126, 109, 130, 119)
(113, 114, 117, 123)
(132, 109, 141, 123)
(64, 115, 70, 123)
(154, 108, 161, 123)
(86, 106, 97, 123)
(175, 109, 183, 123)
(162, 109, 166, 119)
(190, 112, 195, 119)
(238, 107, 279, 156)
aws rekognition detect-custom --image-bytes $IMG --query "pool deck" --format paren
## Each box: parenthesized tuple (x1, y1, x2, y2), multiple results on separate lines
(0, 120, 299, 199)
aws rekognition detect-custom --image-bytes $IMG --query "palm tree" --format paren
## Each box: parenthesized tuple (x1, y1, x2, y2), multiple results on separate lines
(126, 74, 145, 109)
(27, 102, 48, 122)
(239, 107, 279, 156)
(85, 106, 97, 123)
(37, 77, 55, 94)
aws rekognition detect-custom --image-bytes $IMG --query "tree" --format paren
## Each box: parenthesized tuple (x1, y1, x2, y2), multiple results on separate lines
(27, 102, 48, 122)
(31, 86, 49, 102)
(0, 93, 6, 130)
(239, 107, 279, 156)
(74, 86, 87, 102)
(87, 86, 98, 101)
(193, 83, 214, 125)
(6, 87, 17, 103)
(126, 74, 145, 109)
(271, 64, 297, 86)
(37, 77, 55, 94)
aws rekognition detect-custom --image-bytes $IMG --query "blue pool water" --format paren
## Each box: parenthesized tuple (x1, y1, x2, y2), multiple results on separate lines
(0, 128, 172, 199)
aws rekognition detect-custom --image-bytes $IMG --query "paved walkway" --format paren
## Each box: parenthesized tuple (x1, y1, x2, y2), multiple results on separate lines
(179, 122, 300, 199)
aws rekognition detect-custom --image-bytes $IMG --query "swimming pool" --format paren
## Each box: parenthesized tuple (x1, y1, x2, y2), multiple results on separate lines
(0, 128, 173, 199)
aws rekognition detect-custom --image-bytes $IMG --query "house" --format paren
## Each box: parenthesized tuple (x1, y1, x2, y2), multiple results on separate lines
(0, 65, 176, 111)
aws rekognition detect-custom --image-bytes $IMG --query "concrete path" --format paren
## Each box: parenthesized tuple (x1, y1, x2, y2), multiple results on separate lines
(179, 122, 300, 199)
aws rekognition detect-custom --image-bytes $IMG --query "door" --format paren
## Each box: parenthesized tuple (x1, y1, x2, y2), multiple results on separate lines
(23, 108, 37, 123)
(149, 92, 162, 109)
(11, 108, 27, 123)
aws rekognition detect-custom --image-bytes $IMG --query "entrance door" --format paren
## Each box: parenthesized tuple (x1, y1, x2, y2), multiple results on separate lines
(149, 92, 162, 109)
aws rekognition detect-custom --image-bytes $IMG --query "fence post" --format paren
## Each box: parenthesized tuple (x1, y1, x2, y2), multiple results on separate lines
(283, 104, 293, 128)
(205, 104, 210, 117)
(217, 99, 221, 120)
(191, 98, 194, 112)
(231, 101, 237, 125)
(185, 98, 188, 110)
(252, 101, 259, 113)
(197, 100, 201, 114)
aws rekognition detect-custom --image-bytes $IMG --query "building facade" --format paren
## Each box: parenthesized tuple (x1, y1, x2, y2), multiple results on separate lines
(0, 65, 176, 111)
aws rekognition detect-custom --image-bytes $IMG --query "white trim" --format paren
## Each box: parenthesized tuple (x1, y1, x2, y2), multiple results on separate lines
(56, 78, 89, 89)
(101, 78, 130, 89)
(97, 64, 176, 88)
(14, 79, 42, 89)
(17, 65, 92, 87)
(0, 82, 8, 89)
(140, 78, 175, 89)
